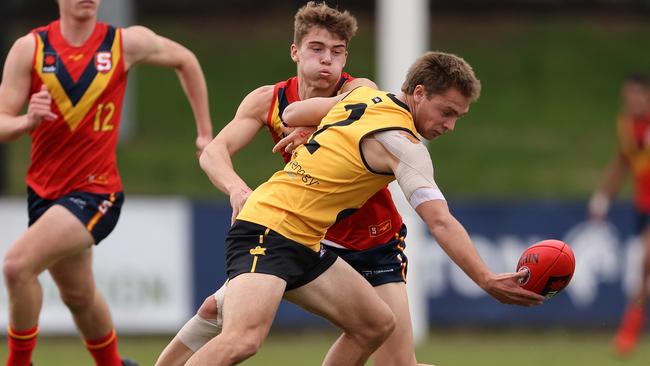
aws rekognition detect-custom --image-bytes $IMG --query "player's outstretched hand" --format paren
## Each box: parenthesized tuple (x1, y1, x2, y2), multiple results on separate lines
(229, 186, 252, 224)
(483, 269, 545, 306)
(272, 126, 317, 154)
(26, 85, 57, 130)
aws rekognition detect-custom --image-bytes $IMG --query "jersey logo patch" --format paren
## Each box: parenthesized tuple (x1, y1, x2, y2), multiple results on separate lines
(42, 52, 58, 73)
(369, 219, 392, 237)
(372, 96, 382, 104)
(95, 52, 112, 73)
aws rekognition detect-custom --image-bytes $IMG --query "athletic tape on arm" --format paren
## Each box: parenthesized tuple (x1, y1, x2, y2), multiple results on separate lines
(374, 130, 445, 208)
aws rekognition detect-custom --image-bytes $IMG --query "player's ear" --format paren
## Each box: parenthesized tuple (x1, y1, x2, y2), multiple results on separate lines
(290, 43, 299, 63)
(413, 85, 426, 103)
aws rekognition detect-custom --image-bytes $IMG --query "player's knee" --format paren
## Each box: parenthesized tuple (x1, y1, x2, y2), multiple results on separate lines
(219, 333, 262, 362)
(360, 306, 396, 347)
(376, 309, 397, 341)
(59, 286, 95, 311)
(197, 295, 218, 319)
(233, 338, 261, 361)
(2, 251, 33, 287)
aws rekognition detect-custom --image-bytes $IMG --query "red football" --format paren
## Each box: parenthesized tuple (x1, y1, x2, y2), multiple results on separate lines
(516, 239, 575, 298)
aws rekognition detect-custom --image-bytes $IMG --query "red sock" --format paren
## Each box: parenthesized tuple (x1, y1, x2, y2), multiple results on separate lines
(6, 325, 38, 366)
(84, 329, 122, 366)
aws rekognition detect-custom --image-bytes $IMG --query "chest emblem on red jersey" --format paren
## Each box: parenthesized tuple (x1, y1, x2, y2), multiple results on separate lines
(42, 52, 58, 73)
(95, 52, 112, 73)
(369, 219, 392, 237)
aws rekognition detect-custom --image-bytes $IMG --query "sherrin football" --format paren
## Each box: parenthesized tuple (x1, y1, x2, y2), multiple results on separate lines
(516, 239, 575, 299)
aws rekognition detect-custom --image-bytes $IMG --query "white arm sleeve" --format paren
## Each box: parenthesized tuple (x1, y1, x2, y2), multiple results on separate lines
(374, 130, 446, 209)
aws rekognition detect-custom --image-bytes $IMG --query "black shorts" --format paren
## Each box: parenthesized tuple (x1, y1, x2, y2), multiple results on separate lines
(324, 224, 408, 287)
(27, 186, 124, 245)
(636, 209, 650, 234)
(226, 220, 338, 290)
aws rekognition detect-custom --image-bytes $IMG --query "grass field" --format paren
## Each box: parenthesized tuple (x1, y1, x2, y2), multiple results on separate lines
(0, 330, 647, 365)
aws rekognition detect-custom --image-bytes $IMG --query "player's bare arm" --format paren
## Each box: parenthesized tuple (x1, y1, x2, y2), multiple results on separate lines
(0, 35, 57, 141)
(272, 79, 378, 153)
(341, 77, 378, 92)
(362, 130, 545, 306)
(122, 25, 213, 153)
(272, 92, 349, 154)
(199, 85, 273, 222)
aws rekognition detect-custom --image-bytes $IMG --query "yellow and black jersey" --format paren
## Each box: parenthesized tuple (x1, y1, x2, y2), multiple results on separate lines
(238, 86, 418, 251)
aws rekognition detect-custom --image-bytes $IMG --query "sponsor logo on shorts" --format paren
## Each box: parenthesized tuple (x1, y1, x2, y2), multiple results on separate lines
(249, 246, 267, 256)
(360, 268, 396, 278)
(369, 219, 392, 237)
(98, 199, 114, 215)
(68, 197, 87, 210)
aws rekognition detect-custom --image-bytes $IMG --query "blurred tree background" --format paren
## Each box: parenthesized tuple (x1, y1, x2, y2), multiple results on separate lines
(2, 0, 650, 200)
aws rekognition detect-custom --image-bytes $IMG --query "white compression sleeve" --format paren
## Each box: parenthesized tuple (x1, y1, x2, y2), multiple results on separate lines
(374, 130, 446, 208)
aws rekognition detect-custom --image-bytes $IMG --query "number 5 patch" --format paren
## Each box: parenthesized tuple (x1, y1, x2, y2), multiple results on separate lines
(95, 52, 112, 73)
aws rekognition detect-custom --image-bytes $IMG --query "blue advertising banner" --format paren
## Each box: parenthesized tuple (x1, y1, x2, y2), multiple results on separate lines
(191, 200, 645, 329)
(424, 200, 637, 328)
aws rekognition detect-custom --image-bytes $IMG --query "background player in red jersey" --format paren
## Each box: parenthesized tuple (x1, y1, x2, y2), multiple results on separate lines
(0, 0, 213, 365)
(589, 73, 650, 356)
(156, 2, 433, 366)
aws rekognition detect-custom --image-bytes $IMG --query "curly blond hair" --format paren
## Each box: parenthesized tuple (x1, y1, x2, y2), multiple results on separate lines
(293, 1, 358, 46)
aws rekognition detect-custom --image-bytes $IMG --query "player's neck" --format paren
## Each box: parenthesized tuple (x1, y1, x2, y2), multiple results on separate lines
(297, 78, 338, 100)
(397, 93, 415, 112)
(59, 17, 97, 47)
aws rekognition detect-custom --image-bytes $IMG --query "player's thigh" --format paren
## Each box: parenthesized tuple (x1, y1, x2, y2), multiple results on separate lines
(284, 257, 393, 332)
(221, 273, 285, 342)
(372, 282, 418, 365)
(4, 205, 94, 275)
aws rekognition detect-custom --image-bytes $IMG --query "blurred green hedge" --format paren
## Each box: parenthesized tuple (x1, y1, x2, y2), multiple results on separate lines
(6, 15, 650, 200)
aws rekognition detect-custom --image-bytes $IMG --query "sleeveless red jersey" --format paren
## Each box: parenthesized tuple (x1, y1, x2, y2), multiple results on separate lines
(266, 74, 404, 251)
(27, 20, 126, 199)
(617, 110, 650, 212)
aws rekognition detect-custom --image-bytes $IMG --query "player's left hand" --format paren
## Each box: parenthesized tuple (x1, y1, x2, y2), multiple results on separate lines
(195, 135, 213, 159)
(272, 126, 317, 154)
(482, 269, 545, 306)
(230, 186, 252, 224)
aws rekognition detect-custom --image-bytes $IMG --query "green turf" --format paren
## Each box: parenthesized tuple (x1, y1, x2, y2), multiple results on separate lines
(0, 330, 647, 365)
(5, 15, 650, 199)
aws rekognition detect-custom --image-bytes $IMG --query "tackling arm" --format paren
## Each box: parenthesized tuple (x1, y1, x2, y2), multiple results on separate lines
(122, 26, 213, 153)
(199, 86, 272, 222)
(281, 93, 348, 127)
